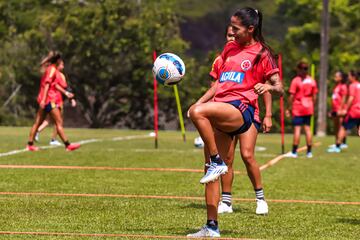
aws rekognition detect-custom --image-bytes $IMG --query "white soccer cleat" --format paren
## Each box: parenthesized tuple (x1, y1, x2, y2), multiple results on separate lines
(256, 199, 268, 215)
(218, 201, 233, 214)
(35, 132, 40, 142)
(327, 146, 341, 153)
(200, 161, 228, 184)
(329, 143, 348, 149)
(49, 140, 62, 146)
(187, 225, 220, 238)
(306, 152, 313, 158)
(340, 143, 348, 149)
(285, 152, 298, 158)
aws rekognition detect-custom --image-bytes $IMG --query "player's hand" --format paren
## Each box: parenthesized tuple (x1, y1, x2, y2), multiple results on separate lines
(285, 109, 291, 118)
(65, 91, 74, 99)
(254, 83, 271, 95)
(39, 100, 46, 109)
(262, 116, 272, 133)
(71, 99, 77, 107)
(337, 109, 347, 116)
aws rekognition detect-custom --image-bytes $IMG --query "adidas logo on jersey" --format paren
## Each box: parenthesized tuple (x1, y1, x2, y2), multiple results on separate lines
(219, 71, 244, 84)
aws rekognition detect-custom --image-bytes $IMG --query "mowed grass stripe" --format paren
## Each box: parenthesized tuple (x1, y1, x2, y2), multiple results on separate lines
(0, 164, 244, 174)
(0, 142, 320, 173)
(0, 134, 153, 158)
(0, 231, 253, 239)
(0, 192, 358, 205)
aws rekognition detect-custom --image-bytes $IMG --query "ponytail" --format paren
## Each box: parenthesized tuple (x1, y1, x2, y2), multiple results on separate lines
(40, 51, 62, 66)
(233, 7, 277, 64)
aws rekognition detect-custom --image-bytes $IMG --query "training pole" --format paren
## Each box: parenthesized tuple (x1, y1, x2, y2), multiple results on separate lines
(278, 54, 285, 154)
(173, 85, 186, 142)
(310, 64, 315, 135)
(153, 51, 158, 148)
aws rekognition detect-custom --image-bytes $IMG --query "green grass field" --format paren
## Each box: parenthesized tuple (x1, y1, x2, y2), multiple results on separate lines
(0, 126, 359, 239)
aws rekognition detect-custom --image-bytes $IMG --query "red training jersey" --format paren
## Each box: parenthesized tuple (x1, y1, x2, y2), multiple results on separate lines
(213, 41, 279, 122)
(37, 65, 57, 104)
(331, 83, 347, 112)
(209, 55, 223, 81)
(348, 81, 360, 118)
(289, 75, 318, 117)
(54, 71, 68, 105)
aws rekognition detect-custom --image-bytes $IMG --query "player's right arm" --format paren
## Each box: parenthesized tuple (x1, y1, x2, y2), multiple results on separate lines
(39, 66, 56, 108)
(195, 81, 218, 104)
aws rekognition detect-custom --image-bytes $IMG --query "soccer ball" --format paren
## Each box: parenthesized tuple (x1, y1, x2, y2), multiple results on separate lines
(194, 136, 204, 148)
(152, 53, 185, 85)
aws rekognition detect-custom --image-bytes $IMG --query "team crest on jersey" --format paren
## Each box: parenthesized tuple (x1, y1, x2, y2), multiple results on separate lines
(240, 60, 252, 71)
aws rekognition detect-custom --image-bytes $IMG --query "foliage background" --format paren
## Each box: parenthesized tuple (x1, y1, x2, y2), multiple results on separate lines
(0, 0, 359, 133)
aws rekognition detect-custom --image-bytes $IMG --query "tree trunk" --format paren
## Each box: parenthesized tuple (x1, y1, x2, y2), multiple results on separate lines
(317, 0, 330, 136)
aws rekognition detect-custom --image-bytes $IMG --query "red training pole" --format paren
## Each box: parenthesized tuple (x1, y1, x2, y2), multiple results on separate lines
(278, 54, 285, 154)
(153, 51, 158, 149)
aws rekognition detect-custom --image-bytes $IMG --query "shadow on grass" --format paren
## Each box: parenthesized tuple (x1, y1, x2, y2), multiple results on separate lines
(337, 218, 360, 225)
(184, 228, 239, 236)
(182, 203, 253, 214)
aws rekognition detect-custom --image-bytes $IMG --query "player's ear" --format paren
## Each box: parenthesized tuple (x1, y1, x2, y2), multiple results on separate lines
(248, 25, 255, 34)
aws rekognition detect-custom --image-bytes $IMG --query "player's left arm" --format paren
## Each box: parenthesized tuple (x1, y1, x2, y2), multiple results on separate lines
(254, 73, 284, 96)
(55, 84, 74, 99)
(262, 90, 272, 133)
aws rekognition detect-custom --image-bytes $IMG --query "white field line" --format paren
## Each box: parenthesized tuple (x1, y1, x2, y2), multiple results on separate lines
(259, 142, 322, 171)
(0, 134, 152, 158)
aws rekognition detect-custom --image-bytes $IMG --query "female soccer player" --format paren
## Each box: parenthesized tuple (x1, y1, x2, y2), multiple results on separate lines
(187, 7, 283, 238)
(35, 59, 77, 146)
(195, 25, 273, 216)
(336, 70, 360, 147)
(26, 52, 80, 152)
(327, 71, 348, 152)
(285, 61, 318, 158)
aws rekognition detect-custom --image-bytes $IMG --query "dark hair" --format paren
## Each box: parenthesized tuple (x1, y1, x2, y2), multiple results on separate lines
(224, 24, 232, 38)
(233, 7, 276, 62)
(40, 51, 62, 66)
(297, 61, 308, 69)
(335, 70, 348, 84)
(349, 70, 359, 80)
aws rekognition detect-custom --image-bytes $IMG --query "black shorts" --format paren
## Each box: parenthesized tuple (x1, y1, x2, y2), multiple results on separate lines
(343, 116, 360, 130)
(225, 100, 261, 137)
(44, 102, 59, 113)
(292, 115, 311, 126)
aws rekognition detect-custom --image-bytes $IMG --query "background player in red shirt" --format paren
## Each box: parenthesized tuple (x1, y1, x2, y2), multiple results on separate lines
(26, 52, 80, 152)
(336, 70, 360, 150)
(35, 59, 77, 146)
(286, 61, 318, 158)
(327, 71, 348, 152)
(187, 7, 283, 238)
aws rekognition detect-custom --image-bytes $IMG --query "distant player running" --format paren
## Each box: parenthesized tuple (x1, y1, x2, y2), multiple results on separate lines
(35, 59, 77, 146)
(26, 52, 80, 152)
(188, 7, 283, 238)
(286, 61, 318, 158)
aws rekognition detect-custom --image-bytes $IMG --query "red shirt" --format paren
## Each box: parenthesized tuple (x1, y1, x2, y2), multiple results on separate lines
(289, 75, 318, 116)
(37, 65, 57, 104)
(54, 71, 68, 105)
(348, 81, 360, 118)
(331, 83, 347, 112)
(213, 41, 279, 122)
